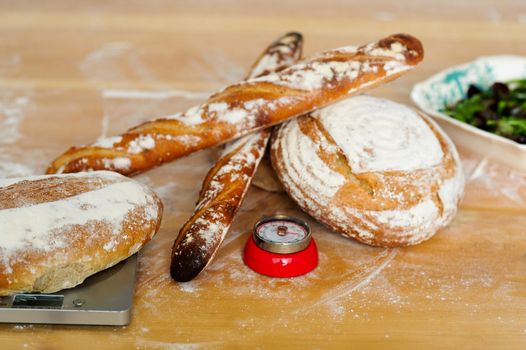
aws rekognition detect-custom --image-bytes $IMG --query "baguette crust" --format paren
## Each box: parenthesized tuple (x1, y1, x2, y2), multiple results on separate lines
(0, 171, 163, 295)
(170, 32, 303, 282)
(171, 131, 270, 281)
(47, 33, 424, 176)
(208, 147, 283, 192)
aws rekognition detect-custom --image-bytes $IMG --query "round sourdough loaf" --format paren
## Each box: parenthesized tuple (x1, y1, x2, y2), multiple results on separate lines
(0, 171, 163, 296)
(271, 95, 464, 247)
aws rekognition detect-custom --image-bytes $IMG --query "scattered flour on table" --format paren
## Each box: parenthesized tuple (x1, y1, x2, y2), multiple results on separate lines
(102, 89, 209, 100)
(133, 206, 523, 332)
(81, 40, 202, 136)
(80, 41, 168, 137)
(178, 282, 198, 293)
(79, 42, 134, 82)
(0, 153, 37, 178)
(135, 338, 211, 350)
(0, 88, 40, 178)
(189, 49, 245, 85)
(151, 181, 178, 200)
(462, 150, 526, 207)
(293, 249, 398, 316)
(0, 53, 21, 77)
(0, 91, 32, 145)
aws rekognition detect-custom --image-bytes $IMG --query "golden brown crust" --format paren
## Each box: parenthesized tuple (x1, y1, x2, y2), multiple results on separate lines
(170, 130, 270, 281)
(170, 32, 303, 282)
(210, 135, 284, 192)
(271, 97, 463, 247)
(46, 33, 424, 176)
(0, 172, 163, 295)
(0, 175, 114, 209)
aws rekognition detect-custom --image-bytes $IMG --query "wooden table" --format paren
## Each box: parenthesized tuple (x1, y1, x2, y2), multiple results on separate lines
(1, 1, 525, 348)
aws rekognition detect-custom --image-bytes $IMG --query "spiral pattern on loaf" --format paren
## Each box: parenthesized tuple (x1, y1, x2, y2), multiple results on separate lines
(314, 96, 444, 174)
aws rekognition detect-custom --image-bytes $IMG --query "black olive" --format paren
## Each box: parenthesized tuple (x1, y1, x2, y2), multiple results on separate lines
(473, 116, 487, 129)
(488, 99, 499, 112)
(509, 134, 526, 144)
(467, 84, 482, 98)
(491, 82, 510, 99)
(475, 110, 499, 121)
(500, 105, 511, 116)
(481, 99, 494, 109)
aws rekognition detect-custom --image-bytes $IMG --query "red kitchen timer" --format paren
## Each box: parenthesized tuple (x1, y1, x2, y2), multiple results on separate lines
(243, 215, 318, 278)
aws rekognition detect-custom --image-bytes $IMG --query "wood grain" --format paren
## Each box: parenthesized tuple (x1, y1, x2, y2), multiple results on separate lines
(0, 0, 525, 349)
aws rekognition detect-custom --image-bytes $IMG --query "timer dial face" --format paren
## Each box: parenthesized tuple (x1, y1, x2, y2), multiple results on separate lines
(246, 216, 317, 275)
(256, 220, 308, 244)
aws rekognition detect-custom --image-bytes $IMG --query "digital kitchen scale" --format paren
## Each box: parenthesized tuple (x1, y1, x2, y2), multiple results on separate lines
(0, 254, 138, 326)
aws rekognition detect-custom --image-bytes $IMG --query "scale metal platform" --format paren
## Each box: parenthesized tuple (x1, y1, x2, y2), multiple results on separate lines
(0, 254, 138, 326)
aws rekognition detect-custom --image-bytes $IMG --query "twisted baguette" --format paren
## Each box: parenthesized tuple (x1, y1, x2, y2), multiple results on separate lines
(47, 33, 424, 176)
(170, 32, 303, 282)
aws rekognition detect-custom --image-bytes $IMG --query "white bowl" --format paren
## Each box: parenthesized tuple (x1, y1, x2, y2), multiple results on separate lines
(411, 55, 526, 172)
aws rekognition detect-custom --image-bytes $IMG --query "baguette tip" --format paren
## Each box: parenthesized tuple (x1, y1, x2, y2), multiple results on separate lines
(281, 31, 303, 42)
(384, 33, 424, 64)
(170, 256, 203, 282)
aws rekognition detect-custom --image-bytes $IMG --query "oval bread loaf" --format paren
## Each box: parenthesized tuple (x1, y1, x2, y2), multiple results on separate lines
(271, 95, 464, 247)
(0, 171, 163, 296)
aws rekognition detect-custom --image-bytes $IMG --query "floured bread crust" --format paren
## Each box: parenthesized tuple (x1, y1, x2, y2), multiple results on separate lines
(47, 34, 424, 176)
(209, 146, 283, 192)
(0, 171, 163, 295)
(271, 95, 464, 247)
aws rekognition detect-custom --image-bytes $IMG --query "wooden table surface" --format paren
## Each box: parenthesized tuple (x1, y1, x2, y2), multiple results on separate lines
(1, 1, 526, 349)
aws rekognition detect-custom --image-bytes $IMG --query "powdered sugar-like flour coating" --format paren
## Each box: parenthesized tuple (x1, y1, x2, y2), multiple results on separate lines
(0, 171, 161, 276)
(173, 132, 267, 263)
(47, 34, 424, 177)
(317, 96, 444, 173)
(279, 119, 345, 198)
(254, 41, 413, 91)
